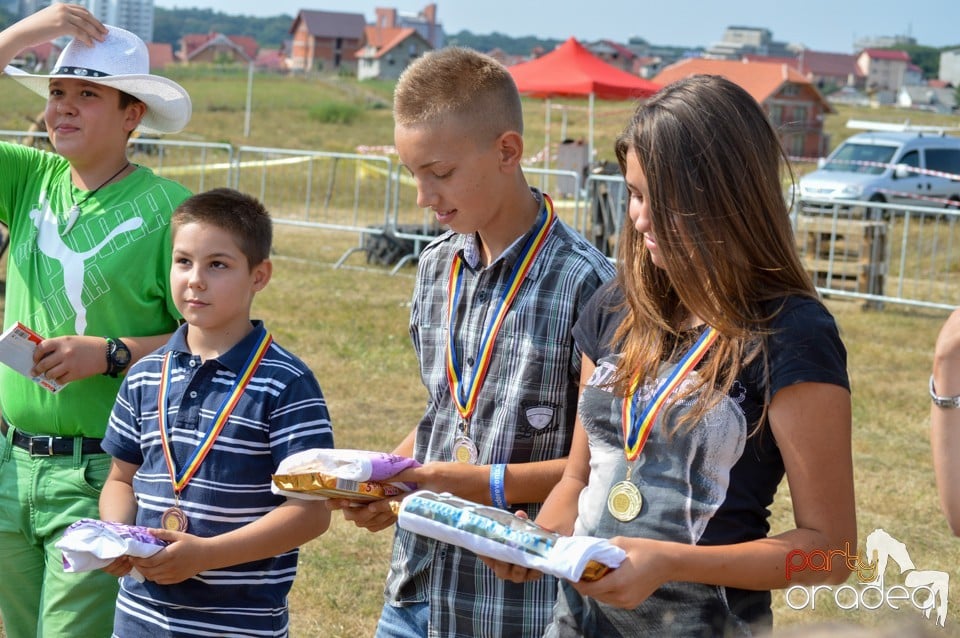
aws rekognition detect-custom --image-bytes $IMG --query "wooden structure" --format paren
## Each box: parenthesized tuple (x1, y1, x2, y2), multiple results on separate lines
(794, 215, 887, 295)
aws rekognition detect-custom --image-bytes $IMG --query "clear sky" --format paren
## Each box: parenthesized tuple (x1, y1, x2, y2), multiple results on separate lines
(154, 0, 960, 54)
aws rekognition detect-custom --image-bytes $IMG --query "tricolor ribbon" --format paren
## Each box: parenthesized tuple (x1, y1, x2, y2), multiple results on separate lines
(445, 194, 556, 421)
(622, 326, 719, 461)
(158, 330, 273, 494)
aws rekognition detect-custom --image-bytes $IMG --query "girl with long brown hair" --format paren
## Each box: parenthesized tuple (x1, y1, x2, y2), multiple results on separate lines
(491, 74, 856, 636)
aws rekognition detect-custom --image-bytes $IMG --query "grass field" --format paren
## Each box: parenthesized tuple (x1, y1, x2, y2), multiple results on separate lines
(0, 206, 958, 638)
(2, 69, 960, 636)
(270, 229, 960, 637)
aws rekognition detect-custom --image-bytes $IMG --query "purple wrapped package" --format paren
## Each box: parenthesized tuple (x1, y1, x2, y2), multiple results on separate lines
(271, 448, 421, 501)
(56, 518, 167, 581)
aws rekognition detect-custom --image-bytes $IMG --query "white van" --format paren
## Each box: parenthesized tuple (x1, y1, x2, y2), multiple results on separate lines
(797, 123, 960, 211)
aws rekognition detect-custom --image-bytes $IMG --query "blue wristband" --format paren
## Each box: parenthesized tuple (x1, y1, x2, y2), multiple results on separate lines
(490, 463, 508, 509)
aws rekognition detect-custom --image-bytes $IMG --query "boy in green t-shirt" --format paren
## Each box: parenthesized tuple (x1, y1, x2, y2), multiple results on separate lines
(0, 5, 192, 636)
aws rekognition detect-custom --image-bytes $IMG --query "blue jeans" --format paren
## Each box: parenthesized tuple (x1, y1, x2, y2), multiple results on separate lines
(374, 600, 429, 638)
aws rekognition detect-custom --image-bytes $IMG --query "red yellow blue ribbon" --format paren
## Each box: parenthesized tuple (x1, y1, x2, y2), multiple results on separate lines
(445, 194, 556, 421)
(622, 326, 719, 461)
(158, 330, 273, 494)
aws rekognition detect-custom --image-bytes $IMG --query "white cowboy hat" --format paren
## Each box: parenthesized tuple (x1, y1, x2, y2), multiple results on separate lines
(4, 25, 191, 134)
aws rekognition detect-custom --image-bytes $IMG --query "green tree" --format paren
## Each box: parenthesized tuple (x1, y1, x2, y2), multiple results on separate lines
(889, 44, 940, 78)
(153, 7, 293, 49)
(446, 30, 560, 56)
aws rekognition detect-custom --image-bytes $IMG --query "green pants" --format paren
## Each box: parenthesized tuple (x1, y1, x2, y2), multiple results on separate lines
(0, 428, 118, 638)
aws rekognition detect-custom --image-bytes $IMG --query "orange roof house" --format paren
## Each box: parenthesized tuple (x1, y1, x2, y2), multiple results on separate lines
(654, 58, 834, 158)
(179, 33, 258, 64)
(12, 42, 61, 72)
(288, 9, 365, 73)
(146, 42, 174, 71)
(357, 25, 432, 81)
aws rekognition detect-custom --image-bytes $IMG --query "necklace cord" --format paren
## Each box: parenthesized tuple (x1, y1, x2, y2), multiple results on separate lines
(72, 161, 131, 209)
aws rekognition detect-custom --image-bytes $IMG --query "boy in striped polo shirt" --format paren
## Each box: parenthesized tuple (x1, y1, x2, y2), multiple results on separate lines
(99, 188, 334, 637)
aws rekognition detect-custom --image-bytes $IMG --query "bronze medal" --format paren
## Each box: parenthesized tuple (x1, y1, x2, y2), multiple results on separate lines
(452, 436, 479, 464)
(607, 480, 643, 522)
(160, 506, 189, 532)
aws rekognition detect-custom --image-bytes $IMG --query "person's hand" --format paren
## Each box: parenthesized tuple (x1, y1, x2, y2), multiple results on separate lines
(101, 555, 133, 578)
(392, 462, 489, 503)
(480, 554, 544, 582)
(480, 510, 546, 583)
(7, 3, 106, 49)
(31, 335, 109, 384)
(568, 536, 669, 608)
(327, 497, 401, 533)
(129, 528, 210, 585)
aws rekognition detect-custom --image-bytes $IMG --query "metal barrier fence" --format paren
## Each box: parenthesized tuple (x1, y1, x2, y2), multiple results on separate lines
(3, 132, 957, 311)
(376, 165, 585, 274)
(0, 131, 234, 194)
(231, 146, 393, 267)
(791, 198, 960, 311)
(584, 173, 628, 260)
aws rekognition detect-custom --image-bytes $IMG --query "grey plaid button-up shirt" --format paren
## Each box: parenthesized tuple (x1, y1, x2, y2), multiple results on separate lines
(384, 190, 615, 637)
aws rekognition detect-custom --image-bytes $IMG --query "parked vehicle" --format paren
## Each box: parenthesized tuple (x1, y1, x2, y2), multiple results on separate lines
(797, 122, 960, 212)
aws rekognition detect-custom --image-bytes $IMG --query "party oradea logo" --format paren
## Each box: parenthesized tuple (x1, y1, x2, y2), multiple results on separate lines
(783, 528, 949, 627)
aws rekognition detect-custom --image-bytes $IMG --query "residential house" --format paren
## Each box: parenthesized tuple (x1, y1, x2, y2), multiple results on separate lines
(744, 50, 865, 93)
(633, 55, 663, 79)
(179, 33, 258, 64)
(939, 49, 960, 86)
(288, 9, 365, 73)
(255, 49, 287, 73)
(356, 25, 431, 81)
(857, 48, 911, 92)
(585, 40, 636, 74)
(795, 50, 863, 92)
(10, 41, 60, 71)
(146, 42, 174, 71)
(904, 63, 925, 86)
(373, 4, 444, 49)
(653, 58, 834, 158)
(897, 85, 957, 114)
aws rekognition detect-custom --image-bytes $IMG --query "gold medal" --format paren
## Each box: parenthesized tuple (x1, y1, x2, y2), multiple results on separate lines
(452, 436, 479, 464)
(160, 506, 189, 532)
(607, 480, 643, 522)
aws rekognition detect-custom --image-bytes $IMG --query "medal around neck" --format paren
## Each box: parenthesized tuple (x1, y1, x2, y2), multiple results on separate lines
(607, 480, 643, 522)
(160, 506, 189, 532)
(453, 436, 479, 464)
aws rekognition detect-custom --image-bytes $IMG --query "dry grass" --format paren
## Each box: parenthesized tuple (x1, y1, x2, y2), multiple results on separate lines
(266, 234, 960, 636)
(0, 218, 958, 638)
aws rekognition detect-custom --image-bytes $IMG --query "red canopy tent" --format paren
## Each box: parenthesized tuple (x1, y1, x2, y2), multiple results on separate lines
(508, 37, 661, 170)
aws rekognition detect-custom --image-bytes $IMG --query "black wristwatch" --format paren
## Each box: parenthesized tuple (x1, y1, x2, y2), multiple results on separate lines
(104, 337, 132, 377)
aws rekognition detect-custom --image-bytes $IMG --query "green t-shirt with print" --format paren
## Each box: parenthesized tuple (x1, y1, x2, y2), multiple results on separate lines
(0, 141, 190, 437)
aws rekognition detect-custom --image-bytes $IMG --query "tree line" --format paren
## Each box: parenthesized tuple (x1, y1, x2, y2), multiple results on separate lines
(152, 7, 560, 56)
(1, 7, 955, 81)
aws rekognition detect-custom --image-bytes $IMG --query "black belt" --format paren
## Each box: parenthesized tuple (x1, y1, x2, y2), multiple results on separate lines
(0, 419, 104, 456)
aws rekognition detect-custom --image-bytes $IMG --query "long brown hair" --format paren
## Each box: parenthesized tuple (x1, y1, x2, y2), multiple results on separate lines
(612, 74, 816, 431)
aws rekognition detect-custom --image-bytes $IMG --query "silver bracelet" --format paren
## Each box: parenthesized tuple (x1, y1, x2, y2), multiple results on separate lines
(930, 375, 960, 408)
